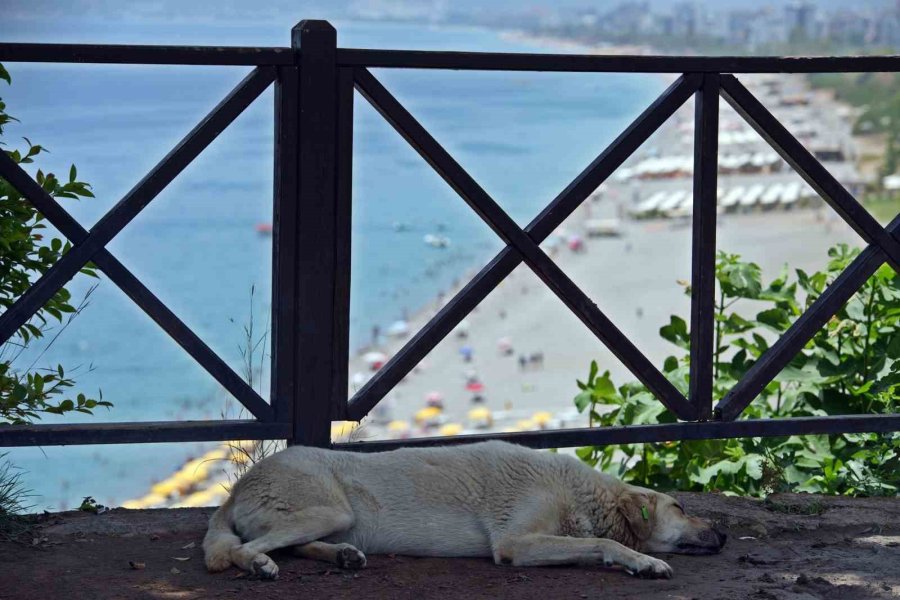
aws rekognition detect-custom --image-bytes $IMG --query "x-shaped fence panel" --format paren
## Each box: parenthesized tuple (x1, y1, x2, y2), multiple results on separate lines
(344, 65, 900, 436)
(0, 67, 278, 428)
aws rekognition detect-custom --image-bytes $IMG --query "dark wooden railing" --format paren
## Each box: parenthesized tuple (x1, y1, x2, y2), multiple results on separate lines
(0, 20, 898, 450)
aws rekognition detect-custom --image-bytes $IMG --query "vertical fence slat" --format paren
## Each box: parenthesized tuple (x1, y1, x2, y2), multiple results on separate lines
(292, 20, 339, 446)
(271, 64, 300, 429)
(332, 67, 354, 420)
(689, 73, 720, 421)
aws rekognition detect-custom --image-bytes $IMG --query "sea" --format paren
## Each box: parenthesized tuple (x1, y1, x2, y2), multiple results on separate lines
(0, 17, 664, 510)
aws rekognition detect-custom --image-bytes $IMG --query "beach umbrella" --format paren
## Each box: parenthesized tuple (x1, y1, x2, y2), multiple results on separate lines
(363, 351, 388, 370)
(466, 381, 485, 393)
(426, 391, 444, 404)
(150, 477, 182, 498)
(201, 448, 228, 463)
(516, 419, 537, 431)
(459, 345, 473, 360)
(174, 486, 227, 508)
(415, 406, 442, 425)
(467, 407, 493, 429)
(497, 337, 513, 354)
(532, 411, 553, 426)
(439, 423, 463, 437)
(387, 420, 410, 434)
(363, 351, 387, 364)
(567, 234, 584, 251)
(387, 320, 410, 337)
(331, 421, 358, 441)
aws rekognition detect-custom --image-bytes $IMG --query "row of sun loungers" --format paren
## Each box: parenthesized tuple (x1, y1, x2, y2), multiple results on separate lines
(632, 181, 816, 217)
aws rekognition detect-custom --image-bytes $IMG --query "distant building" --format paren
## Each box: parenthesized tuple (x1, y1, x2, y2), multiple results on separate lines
(785, 1, 816, 41)
(671, 1, 700, 38)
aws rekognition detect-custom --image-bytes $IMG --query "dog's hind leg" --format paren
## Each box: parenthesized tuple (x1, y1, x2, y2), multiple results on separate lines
(230, 507, 354, 579)
(292, 541, 367, 569)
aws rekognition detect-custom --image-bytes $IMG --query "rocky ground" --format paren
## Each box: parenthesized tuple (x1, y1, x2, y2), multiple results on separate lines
(1, 492, 898, 599)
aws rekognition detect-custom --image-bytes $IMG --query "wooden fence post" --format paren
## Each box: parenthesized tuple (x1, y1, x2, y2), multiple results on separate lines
(689, 73, 720, 421)
(282, 19, 348, 446)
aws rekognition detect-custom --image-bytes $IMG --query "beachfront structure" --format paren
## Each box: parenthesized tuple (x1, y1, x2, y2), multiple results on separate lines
(0, 24, 896, 456)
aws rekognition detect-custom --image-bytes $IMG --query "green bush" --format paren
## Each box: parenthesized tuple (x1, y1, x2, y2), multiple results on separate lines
(574, 246, 899, 497)
(0, 62, 109, 427)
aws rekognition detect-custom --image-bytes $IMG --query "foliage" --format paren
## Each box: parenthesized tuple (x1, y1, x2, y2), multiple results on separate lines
(0, 63, 110, 426)
(574, 246, 900, 497)
(222, 286, 281, 489)
(0, 452, 32, 535)
(77, 496, 107, 514)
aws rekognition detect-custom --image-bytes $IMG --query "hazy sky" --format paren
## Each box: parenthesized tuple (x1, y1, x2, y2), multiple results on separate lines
(3, 0, 895, 26)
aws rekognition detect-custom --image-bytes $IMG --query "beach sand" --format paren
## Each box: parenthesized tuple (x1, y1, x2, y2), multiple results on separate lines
(345, 205, 862, 441)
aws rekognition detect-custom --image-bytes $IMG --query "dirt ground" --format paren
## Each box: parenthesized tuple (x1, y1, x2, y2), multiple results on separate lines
(1, 492, 898, 600)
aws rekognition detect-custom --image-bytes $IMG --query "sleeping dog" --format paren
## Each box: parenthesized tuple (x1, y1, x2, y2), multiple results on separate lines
(204, 440, 726, 579)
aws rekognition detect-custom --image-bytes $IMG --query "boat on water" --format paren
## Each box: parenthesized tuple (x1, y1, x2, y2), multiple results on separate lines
(423, 234, 450, 248)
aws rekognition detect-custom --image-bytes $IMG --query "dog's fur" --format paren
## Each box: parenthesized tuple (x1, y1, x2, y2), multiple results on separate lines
(204, 441, 726, 579)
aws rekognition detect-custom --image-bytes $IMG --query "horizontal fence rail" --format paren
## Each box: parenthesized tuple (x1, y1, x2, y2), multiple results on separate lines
(0, 20, 898, 451)
(3, 43, 900, 72)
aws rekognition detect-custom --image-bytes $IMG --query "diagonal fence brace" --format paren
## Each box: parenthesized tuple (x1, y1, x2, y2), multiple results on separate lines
(353, 67, 695, 419)
(0, 152, 275, 421)
(0, 66, 276, 347)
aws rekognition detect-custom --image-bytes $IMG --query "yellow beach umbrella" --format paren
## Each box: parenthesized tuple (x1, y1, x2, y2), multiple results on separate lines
(516, 419, 536, 431)
(388, 420, 410, 433)
(532, 411, 553, 426)
(122, 492, 167, 509)
(415, 406, 442, 424)
(150, 478, 181, 498)
(439, 423, 463, 436)
(468, 407, 491, 420)
(331, 421, 358, 440)
(467, 407, 493, 428)
(201, 448, 229, 462)
(175, 486, 227, 508)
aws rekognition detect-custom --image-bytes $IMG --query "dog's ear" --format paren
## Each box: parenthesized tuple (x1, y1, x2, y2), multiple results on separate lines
(617, 490, 654, 541)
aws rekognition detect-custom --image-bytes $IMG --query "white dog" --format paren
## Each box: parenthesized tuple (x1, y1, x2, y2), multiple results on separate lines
(204, 441, 726, 579)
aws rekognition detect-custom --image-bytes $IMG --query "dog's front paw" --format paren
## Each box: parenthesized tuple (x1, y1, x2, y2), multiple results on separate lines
(627, 555, 673, 579)
(336, 545, 367, 570)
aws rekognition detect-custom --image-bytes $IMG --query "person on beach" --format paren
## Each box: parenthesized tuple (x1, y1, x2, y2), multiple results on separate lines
(460, 345, 473, 363)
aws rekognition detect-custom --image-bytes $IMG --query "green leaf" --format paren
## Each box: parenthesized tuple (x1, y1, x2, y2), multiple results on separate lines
(574, 390, 593, 413)
(756, 308, 791, 332)
(659, 316, 690, 349)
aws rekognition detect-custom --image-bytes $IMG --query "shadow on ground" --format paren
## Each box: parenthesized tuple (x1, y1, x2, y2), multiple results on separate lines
(1, 493, 898, 599)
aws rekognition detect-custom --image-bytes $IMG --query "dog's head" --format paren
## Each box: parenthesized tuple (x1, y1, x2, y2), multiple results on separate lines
(616, 486, 726, 555)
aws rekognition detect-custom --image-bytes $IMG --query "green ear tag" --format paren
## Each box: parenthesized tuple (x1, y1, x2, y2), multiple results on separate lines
(640, 505, 649, 521)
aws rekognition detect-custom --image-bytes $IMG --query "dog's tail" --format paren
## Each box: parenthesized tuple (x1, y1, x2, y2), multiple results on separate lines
(203, 494, 241, 572)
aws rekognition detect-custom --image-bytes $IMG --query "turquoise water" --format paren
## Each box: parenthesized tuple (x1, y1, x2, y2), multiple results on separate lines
(0, 19, 663, 509)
